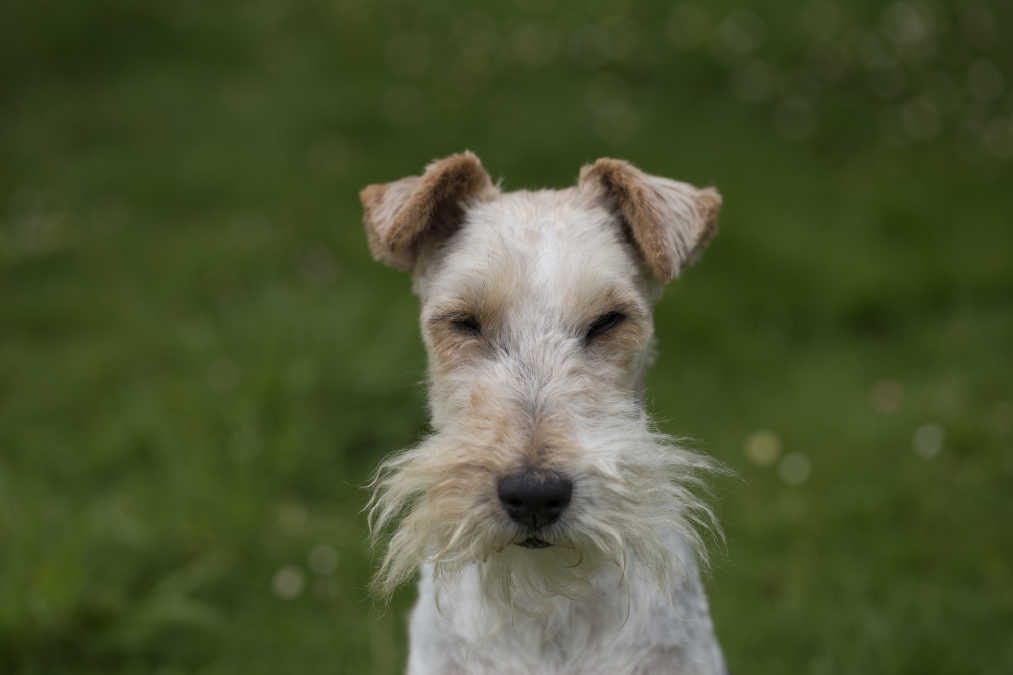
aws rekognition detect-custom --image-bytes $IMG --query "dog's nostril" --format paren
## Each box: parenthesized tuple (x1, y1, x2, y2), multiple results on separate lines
(497, 471, 573, 530)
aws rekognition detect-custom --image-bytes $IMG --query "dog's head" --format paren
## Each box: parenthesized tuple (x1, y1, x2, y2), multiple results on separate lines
(360, 152, 721, 611)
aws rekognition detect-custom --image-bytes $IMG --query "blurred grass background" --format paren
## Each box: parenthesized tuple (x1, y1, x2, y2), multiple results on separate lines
(2, 0, 1011, 673)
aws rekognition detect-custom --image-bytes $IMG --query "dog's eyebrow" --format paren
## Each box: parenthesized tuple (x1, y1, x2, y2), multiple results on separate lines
(580, 288, 648, 322)
(427, 308, 475, 325)
(424, 296, 494, 327)
(425, 277, 514, 326)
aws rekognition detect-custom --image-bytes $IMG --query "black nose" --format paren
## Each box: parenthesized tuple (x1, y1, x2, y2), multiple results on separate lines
(497, 471, 573, 530)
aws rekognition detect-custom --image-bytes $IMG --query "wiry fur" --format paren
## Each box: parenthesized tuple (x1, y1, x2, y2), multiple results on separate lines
(368, 419, 717, 614)
(360, 154, 727, 674)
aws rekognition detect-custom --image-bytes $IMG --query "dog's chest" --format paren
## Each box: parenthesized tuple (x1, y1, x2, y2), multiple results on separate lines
(405, 534, 726, 675)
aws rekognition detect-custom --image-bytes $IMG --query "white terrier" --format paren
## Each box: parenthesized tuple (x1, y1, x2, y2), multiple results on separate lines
(360, 152, 727, 675)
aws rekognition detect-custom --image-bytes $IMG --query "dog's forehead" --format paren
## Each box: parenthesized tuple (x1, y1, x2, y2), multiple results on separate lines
(420, 189, 648, 307)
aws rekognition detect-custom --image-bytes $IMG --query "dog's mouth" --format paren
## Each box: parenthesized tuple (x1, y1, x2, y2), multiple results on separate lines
(518, 536, 552, 549)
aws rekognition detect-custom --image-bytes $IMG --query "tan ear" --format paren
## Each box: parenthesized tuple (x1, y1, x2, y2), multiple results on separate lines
(578, 158, 721, 283)
(359, 151, 499, 271)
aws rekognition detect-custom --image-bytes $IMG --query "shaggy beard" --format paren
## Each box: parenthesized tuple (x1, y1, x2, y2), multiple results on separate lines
(366, 423, 720, 617)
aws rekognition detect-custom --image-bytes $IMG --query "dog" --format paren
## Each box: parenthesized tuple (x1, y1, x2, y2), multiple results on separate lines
(360, 152, 727, 674)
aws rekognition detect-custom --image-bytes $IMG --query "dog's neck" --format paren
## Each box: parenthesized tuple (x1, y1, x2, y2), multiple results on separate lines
(405, 528, 725, 675)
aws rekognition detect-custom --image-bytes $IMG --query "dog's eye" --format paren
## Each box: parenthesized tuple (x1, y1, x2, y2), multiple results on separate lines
(585, 311, 625, 343)
(450, 314, 481, 335)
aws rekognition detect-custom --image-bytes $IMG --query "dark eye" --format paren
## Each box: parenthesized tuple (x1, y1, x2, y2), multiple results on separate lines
(451, 314, 481, 335)
(585, 311, 625, 343)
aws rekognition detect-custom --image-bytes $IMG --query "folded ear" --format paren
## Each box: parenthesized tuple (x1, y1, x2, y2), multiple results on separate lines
(359, 151, 499, 271)
(578, 158, 721, 283)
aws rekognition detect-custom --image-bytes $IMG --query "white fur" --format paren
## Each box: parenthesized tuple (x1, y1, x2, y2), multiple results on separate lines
(365, 170, 727, 674)
(407, 532, 724, 674)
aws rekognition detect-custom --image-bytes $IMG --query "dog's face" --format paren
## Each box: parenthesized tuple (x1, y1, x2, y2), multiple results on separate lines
(360, 153, 721, 611)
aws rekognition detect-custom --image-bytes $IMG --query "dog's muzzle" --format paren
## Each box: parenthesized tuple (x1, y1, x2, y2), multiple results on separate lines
(497, 470, 573, 543)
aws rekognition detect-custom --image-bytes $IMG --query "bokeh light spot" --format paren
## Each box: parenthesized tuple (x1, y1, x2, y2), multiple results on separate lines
(308, 545, 339, 576)
(870, 379, 904, 414)
(745, 430, 783, 466)
(718, 9, 765, 56)
(779, 452, 812, 485)
(913, 424, 944, 458)
(272, 565, 305, 599)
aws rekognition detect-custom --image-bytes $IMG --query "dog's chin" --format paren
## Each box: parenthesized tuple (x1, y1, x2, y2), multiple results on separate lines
(517, 536, 552, 549)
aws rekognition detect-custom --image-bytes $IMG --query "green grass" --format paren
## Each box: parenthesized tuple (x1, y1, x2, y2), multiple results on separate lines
(2, 1, 1011, 673)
